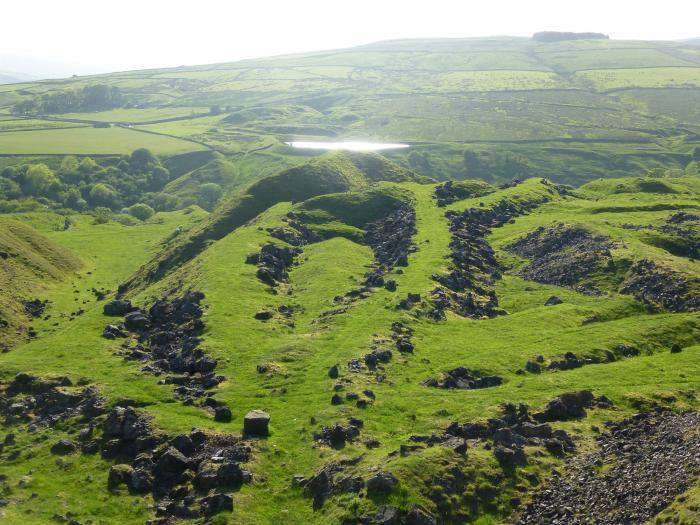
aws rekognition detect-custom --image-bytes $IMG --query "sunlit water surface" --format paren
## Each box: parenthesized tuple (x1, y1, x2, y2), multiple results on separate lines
(286, 141, 409, 151)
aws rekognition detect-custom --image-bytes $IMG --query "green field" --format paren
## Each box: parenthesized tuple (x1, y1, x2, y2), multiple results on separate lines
(0, 126, 207, 154)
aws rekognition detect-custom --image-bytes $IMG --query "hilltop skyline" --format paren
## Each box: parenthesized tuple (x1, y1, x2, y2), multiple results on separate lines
(3, 0, 699, 78)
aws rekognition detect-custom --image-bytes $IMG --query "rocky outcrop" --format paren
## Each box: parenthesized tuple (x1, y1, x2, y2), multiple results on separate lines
(620, 259, 700, 312)
(313, 418, 363, 448)
(250, 244, 301, 288)
(430, 195, 546, 319)
(516, 409, 700, 524)
(0, 373, 105, 427)
(422, 367, 502, 390)
(362, 202, 417, 288)
(410, 391, 612, 467)
(101, 405, 252, 520)
(297, 455, 365, 509)
(103, 292, 229, 412)
(434, 180, 492, 207)
(506, 223, 615, 292)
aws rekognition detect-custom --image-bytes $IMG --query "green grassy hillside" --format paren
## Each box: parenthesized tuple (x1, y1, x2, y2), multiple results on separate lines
(2, 35, 700, 525)
(1, 165, 699, 523)
(2, 36, 700, 188)
(121, 151, 426, 290)
(0, 218, 83, 348)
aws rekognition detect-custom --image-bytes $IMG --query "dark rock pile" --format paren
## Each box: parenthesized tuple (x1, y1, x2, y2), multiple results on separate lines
(267, 215, 322, 247)
(102, 406, 252, 520)
(547, 351, 597, 371)
(1, 380, 251, 520)
(667, 211, 700, 224)
(248, 214, 323, 291)
(0, 372, 105, 428)
(506, 223, 615, 291)
(431, 196, 546, 319)
(248, 244, 301, 288)
(434, 180, 493, 207)
(523, 345, 642, 375)
(517, 409, 700, 525)
(411, 391, 612, 467)
(391, 322, 415, 354)
(362, 203, 417, 288)
(313, 418, 363, 449)
(23, 298, 48, 318)
(397, 292, 421, 310)
(103, 292, 228, 410)
(620, 259, 700, 312)
(620, 212, 699, 258)
(298, 455, 365, 509)
(363, 348, 392, 369)
(359, 504, 437, 525)
(422, 367, 502, 390)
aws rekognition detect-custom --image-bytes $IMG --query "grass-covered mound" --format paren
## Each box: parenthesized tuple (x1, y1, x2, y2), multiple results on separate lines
(164, 156, 241, 210)
(0, 218, 83, 347)
(121, 152, 427, 291)
(580, 176, 700, 195)
(294, 184, 414, 241)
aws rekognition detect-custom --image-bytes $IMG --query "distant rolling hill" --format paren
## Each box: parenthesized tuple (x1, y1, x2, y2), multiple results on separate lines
(0, 70, 38, 84)
(1, 36, 700, 188)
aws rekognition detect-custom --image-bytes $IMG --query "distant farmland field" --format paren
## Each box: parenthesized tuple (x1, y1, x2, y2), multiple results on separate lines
(0, 126, 207, 155)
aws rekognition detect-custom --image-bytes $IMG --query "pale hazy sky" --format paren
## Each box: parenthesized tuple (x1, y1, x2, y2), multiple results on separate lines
(3, 0, 699, 77)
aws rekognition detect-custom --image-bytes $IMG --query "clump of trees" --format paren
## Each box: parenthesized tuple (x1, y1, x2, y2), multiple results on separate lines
(13, 84, 125, 114)
(0, 149, 185, 215)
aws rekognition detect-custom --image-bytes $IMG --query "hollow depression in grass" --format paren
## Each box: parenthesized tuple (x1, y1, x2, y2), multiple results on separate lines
(286, 141, 410, 151)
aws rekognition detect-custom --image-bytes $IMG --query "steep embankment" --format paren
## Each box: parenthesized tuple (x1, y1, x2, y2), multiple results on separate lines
(0, 218, 82, 348)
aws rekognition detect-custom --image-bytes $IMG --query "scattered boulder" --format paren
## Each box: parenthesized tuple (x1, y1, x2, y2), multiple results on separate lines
(214, 406, 232, 422)
(525, 361, 541, 374)
(544, 296, 563, 306)
(124, 310, 150, 331)
(243, 410, 270, 436)
(254, 310, 273, 321)
(494, 445, 526, 467)
(366, 471, 399, 494)
(50, 440, 77, 455)
(103, 300, 133, 316)
(314, 420, 362, 448)
(200, 493, 233, 516)
(423, 367, 502, 390)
